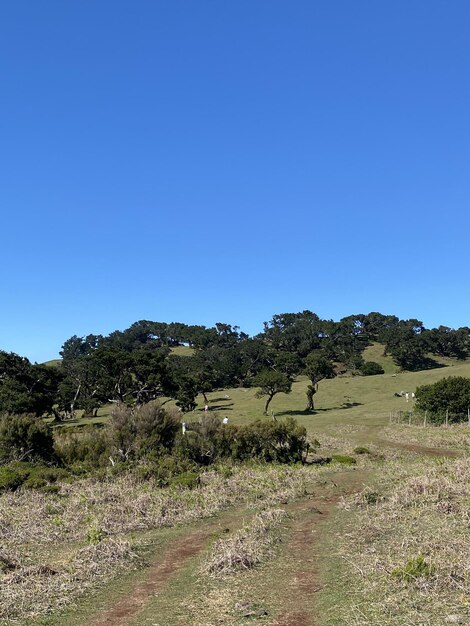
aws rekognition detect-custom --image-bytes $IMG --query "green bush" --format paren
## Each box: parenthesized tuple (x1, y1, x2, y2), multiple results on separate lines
(0, 414, 55, 463)
(0, 463, 70, 493)
(231, 418, 309, 463)
(174, 417, 309, 466)
(0, 464, 30, 491)
(23, 467, 70, 490)
(360, 361, 385, 376)
(134, 455, 199, 486)
(169, 471, 200, 490)
(54, 425, 111, 468)
(87, 524, 106, 545)
(109, 402, 180, 460)
(416, 376, 470, 424)
(353, 446, 370, 455)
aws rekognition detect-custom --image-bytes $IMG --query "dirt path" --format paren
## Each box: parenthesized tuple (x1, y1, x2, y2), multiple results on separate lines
(87, 513, 244, 626)
(87, 470, 367, 626)
(88, 533, 207, 626)
(272, 470, 369, 626)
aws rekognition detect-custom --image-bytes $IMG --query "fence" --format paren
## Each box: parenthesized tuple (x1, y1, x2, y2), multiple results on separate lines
(389, 408, 470, 428)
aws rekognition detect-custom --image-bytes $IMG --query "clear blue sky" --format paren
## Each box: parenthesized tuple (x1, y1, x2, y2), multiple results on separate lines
(1, 1, 469, 363)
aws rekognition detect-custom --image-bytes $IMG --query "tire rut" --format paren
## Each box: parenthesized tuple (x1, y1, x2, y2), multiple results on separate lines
(88, 517, 234, 626)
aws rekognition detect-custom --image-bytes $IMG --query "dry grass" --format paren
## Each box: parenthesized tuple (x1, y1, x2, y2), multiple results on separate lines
(0, 463, 332, 623)
(1, 539, 136, 622)
(201, 508, 288, 576)
(383, 423, 470, 451)
(335, 457, 470, 625)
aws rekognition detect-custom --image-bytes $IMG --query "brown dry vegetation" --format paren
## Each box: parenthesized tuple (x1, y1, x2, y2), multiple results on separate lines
(335, 456, 470, 625)
(200, 508, 288, 576)
(0, 463, 335, 623)
(382, 423, 470, 451)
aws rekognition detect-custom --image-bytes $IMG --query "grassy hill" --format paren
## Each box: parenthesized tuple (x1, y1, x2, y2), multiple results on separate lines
(194, 356, 470, 434)
(43, 358, 62, 367)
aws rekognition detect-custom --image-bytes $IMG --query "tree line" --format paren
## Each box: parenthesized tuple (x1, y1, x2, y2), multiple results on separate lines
(0, 311, 469, 419)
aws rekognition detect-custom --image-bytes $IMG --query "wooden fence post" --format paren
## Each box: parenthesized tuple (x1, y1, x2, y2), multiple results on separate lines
(445, 409, 449, 428)
(424, 410, 427, 428)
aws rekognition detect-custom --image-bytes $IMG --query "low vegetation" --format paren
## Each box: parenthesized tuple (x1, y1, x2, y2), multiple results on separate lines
(335, 456, 470, 625)
(201, 508, 288, 576)
(0, 462, 332, 623)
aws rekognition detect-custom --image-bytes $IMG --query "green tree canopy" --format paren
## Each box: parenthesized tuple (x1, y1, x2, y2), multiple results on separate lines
(253, 369, 292, 415)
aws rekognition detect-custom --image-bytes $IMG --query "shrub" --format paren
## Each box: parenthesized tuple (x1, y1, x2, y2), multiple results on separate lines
(0, 414, 55, 463)
(0, 463, 70, 492)
(22, 467, 70, 490)
(360, 361, 385, 376)
(54, 425, 110, 468)
(109, 402, 180, 460)
(0, 464, 30, 491)
(134, 455, 199, 486)
(173, 417, 309, 466)
(232, 418, 309, 464)
(87, 524, 106, 545)
(353, 446, 370, 455)
(392, 555, 436, 582)
(169, 471, 200, 490)
(416, 376, 470, 424)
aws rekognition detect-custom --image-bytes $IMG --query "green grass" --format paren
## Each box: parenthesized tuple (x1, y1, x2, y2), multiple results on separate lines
(171, 345, 195, 356)
(42, 359, 62, 368)
(361, 342, 398, 374)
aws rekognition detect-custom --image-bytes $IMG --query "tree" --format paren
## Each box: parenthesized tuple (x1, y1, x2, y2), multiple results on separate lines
(174, 376, 198, 412)
(253, 370, 292, 415)
(304, 352, 336, 412)
(0, 352, 62, 416)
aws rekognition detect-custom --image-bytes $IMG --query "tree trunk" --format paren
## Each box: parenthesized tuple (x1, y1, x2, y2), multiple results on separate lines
(202, 391, 209, 404)
(264, 393, 274, 415)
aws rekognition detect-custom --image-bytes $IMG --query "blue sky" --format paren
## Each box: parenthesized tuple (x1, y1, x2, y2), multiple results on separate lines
(1, 1, 469, 362)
